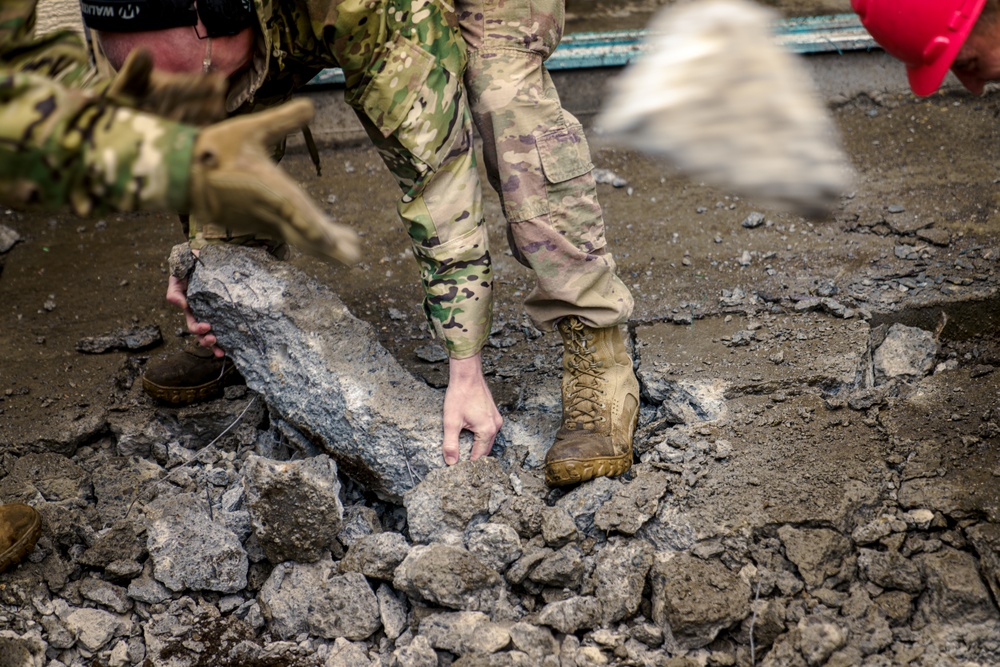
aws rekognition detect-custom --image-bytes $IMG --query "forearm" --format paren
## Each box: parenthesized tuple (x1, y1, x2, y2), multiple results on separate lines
(411, 221, 494, 359)
(0, 70, 196, 215)
(1, 0, 100, 86)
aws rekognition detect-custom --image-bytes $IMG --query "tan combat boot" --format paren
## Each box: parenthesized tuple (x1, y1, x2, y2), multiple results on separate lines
(545, 317, 640, 486)
(0, 503, 41, 574)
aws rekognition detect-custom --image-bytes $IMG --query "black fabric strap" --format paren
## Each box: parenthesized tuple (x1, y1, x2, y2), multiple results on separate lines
(81, 0, 197, 33)
(80, 0, 253, 37)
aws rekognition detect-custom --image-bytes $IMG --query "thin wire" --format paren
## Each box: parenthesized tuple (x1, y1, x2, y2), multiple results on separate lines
(124, 396, 258, 519)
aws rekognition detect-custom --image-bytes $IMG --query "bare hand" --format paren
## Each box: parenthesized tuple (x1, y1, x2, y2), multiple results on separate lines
(165, 273, 224, 357)
(442, 353, 503, 465)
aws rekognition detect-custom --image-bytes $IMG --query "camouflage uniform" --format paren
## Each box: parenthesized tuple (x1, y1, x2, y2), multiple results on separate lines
(175, 0, 491, 358)
(101, 0, 628, 358)
(0, 0, 196, 216)
(457, 0, 633, 332)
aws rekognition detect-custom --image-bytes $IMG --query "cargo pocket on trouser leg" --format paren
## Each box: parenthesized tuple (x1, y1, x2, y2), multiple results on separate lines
(534, 121, 607, 254)
(410, 223, 494, 359)
(511, 121, 633, 332)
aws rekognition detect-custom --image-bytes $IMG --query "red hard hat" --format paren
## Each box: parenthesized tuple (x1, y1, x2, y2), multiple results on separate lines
(852, 0, 987, 95)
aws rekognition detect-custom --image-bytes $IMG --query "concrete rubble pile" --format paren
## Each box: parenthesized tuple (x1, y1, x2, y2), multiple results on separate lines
(2, 245, 1000, 667)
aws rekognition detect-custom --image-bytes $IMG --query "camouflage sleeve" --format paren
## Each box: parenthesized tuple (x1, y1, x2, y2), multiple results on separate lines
(0, 68, 198, 216)
(0, 0, 95, 86)
(0, 0, 197, 216)
(319, 0, 494, 358)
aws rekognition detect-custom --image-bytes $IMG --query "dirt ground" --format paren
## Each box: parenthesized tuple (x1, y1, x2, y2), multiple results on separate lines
(2, 81, 1000, 518)
(5, 88, 1000, 438)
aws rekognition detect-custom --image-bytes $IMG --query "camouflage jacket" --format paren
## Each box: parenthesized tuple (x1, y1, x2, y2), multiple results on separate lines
(0, 0, 196, 215)
(206, 0, 489, 358)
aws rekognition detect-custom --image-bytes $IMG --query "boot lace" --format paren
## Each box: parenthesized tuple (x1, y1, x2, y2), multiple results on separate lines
(562, 319, 607, 430)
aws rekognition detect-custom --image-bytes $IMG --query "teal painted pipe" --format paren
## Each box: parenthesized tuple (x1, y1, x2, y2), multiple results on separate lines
(308, 12, 875, 87)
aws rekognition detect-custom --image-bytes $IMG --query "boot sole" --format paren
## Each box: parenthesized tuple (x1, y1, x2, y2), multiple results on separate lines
(0, 510, 41, 574)
(546, 389, 640, 487)
(142, 364, 240, 406)
(545, 451, 633, 487)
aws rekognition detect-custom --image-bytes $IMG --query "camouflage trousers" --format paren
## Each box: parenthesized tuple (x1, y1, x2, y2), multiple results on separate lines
(457, 0, 634, 332)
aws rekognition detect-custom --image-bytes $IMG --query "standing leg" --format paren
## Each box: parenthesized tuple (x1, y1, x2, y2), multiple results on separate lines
(456, 0, 639, 485)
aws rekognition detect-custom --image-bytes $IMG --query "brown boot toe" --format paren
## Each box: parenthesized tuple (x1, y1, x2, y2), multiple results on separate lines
(545, 433, 633, 486)
(143, 346, 243, 406)
(0, 503, 41, 574)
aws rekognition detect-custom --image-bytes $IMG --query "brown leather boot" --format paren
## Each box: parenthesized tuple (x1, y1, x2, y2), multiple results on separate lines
(0, 503, 41, 574)
(142, 346, 244, 406)
(545, 317, 640, 486)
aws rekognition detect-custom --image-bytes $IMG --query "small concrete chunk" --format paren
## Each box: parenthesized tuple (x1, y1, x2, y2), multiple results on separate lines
(554, 477, 619, 535)
(64, 607, 129, 652)
(326, 638, 375, 667)
(0, 453, 90, 502)
(404, 458, 511, 545)
(535, 596, 603, 634)
(540, 507, 578, 548)
(592, 539, 654, 624)
(259, 557, 381, 640)
(394, 544, 502, 612)
(508, 623, 558, 660)
(527, 543, 586, 589)
(338, 504, 382, 548)
(145, 493, 248, 593)
(0, 631, 46, 667)
(797, 615, 848, 666)
(0, 224, 21, 253)
(917, 547, 999, 625)
(593, 467, 670, 535)
(309, 571, 382, 640)
(77, 520, 146, 570)
(340, 531, 411, 580)
(857, 548, 923, 594)
(79, 577, 131, 614)
(76, 325, 162, 354)
(420, 611, 511, 656)
(873, 323, 938, 383)
(377, 583, 408, 641)
(778, 525, 851, 589)
(966, 523, 1000, 607)
(505, 545, 553, 586)
(650, 554, 750, 650)
(465, 522, 522, 571)
(243, 453, 344, 564)
(390, 635, 437, 667)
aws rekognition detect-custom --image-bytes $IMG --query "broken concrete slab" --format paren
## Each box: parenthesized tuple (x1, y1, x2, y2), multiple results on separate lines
(639, 393, 886, 537)
(186, 245, 471, 500)
(242, 454, 344, 564)
(881, 368, 1000, 524)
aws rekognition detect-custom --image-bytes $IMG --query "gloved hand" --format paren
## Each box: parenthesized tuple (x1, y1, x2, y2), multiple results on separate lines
(108, 48, 228, 125)
(189, 98, 361, 265)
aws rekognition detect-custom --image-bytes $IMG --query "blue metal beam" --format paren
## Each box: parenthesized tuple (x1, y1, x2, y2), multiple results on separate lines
(308, 12, 876, 87)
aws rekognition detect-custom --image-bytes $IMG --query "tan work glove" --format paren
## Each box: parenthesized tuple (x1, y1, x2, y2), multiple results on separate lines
(108, 48, 228, 125)
(189, 98, 361, 266)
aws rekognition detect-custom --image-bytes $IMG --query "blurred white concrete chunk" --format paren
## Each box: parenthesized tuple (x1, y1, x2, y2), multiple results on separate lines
(596, 0, 854, 217)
